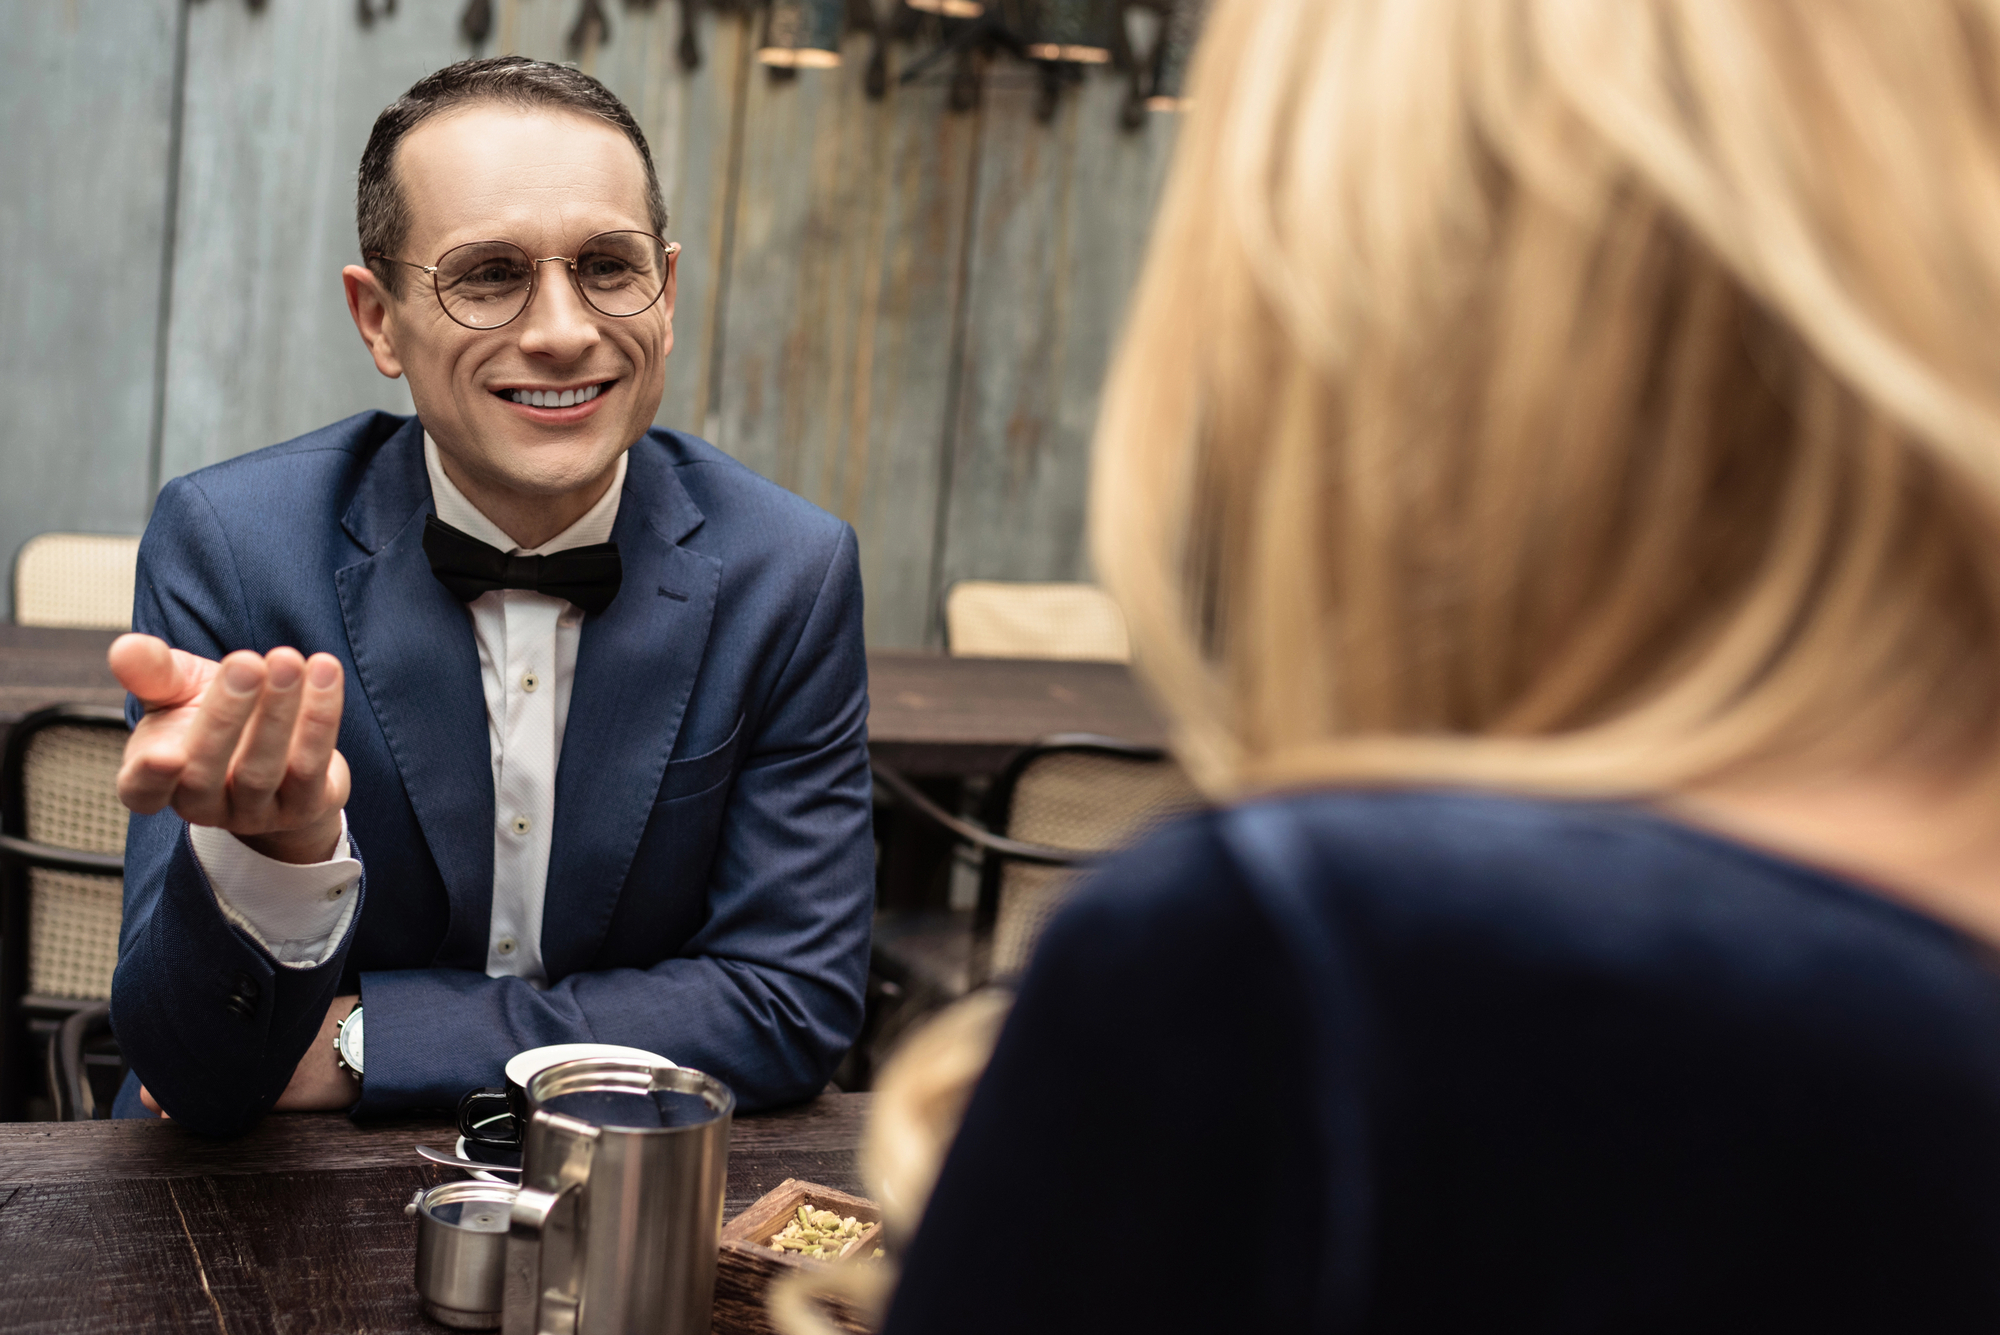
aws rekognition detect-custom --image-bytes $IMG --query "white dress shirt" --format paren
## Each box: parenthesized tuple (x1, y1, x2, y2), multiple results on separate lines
(191, 433, 628, 988)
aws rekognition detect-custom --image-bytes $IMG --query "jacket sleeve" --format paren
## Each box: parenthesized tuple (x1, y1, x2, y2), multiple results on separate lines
(355, 523, 875, 1115)
(109, 476, 366, 1135)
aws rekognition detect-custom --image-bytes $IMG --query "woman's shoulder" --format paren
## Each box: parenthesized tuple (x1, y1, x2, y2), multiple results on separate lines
(1049, 787, 2000, 1032)
(1082, 786, 1964, 926)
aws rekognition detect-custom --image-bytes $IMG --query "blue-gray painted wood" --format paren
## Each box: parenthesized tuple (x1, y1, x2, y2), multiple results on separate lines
(932, 71, 1177, 636)
(155, 0, 436, 483)
(0, 0, 181, 619)
(0, 1, 1180, 647)
(713, 35, 979, 649)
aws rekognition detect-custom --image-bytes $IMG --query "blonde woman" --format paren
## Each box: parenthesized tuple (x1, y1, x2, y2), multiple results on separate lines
(868, 0, 2000, 1330)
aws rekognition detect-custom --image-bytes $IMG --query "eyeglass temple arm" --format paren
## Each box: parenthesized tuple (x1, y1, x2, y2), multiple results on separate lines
(367, 239, 673, 266)
(364, 253, 438, 276)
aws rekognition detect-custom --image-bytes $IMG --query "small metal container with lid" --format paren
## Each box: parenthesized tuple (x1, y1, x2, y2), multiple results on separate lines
(410, 1178, 519, 1329)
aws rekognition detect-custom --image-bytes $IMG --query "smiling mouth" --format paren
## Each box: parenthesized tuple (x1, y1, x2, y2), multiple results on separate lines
(496, 381, 612, 408)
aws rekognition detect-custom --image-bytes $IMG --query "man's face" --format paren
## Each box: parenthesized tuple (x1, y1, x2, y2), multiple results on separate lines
(360, 104, 674, 506)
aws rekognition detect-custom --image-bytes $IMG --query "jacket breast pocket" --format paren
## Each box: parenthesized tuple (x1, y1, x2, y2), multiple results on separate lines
(656, 713, 744, 804)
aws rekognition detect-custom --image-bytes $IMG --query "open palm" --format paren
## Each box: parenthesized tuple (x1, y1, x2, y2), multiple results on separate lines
(110, 633, 351, 863)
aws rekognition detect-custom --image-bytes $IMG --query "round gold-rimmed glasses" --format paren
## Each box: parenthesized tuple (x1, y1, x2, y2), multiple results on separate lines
(368, 231, 678, 330)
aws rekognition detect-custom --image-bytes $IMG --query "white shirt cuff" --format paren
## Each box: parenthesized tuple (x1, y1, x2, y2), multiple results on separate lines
(190, 814, 363, 969)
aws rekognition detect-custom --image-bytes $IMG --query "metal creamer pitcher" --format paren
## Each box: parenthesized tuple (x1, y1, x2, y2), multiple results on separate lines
(504, 1056, 734, 1335)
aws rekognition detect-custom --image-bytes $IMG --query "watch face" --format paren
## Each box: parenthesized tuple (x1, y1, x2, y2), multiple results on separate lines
(339, 1009, 364, 1075)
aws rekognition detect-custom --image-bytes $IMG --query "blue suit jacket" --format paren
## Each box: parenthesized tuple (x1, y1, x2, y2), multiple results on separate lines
(110, 412, 874, 1134)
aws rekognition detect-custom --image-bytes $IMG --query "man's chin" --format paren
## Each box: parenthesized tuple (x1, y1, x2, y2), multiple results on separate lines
(489, 451, 630, 500)
(442, 423, 631, 500)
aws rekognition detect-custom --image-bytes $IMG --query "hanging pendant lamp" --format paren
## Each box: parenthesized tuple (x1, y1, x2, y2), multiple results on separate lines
(758, 0, 845, 68)
(1025, 0, 1112, 64)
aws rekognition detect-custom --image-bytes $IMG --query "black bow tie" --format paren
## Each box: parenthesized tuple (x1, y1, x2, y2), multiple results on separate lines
(423, 516, 624, 616)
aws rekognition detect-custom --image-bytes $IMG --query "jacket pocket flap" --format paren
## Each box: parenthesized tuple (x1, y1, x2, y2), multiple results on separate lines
(657, 713, 744, 802)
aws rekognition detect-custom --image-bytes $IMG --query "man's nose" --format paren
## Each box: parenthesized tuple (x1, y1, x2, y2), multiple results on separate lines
(516, 260, 601, 360)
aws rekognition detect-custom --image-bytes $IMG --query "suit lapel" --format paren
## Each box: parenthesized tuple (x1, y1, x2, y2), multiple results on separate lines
(334, 419, 495, 970)
(541, 440, 718, 980)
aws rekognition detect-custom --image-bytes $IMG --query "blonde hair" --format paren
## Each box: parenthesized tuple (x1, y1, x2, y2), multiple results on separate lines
(1094, 0, 2000, 799)
(769, 991, 1013, 1334)
(788, 6, 2000, 1328)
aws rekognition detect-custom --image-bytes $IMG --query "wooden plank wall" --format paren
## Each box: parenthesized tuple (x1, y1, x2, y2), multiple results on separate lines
(0, 0, 182, 590)
(0, 0, 1178, 647)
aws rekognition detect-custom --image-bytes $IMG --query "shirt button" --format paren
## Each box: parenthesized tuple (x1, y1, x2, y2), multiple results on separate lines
(496, 937, 517, 957)
(511, 815, 532, 835)
(521, 671, 540, 693)
(326, 883, 346, 901)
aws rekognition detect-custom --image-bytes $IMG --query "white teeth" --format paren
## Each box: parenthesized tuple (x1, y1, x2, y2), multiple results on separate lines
(506, 384, 603, 407)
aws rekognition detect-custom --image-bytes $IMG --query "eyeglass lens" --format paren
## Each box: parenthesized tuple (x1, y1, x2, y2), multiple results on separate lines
(432, 231, 668, 329)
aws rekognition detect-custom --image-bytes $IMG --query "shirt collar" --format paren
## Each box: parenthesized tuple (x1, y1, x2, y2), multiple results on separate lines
(424, 432, 626, 555)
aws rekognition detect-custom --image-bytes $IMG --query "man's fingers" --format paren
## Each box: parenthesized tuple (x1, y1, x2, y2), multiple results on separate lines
(117, 732, 191, 815)
(171, 652, 266, 826)
(278, 654, 348, 813)
(226, 649, 307, 823)
(322, 747, 353, 814)
(108, 634, 208, 711)
(109, 641, 345, 835)
(168, 646, 221, 697)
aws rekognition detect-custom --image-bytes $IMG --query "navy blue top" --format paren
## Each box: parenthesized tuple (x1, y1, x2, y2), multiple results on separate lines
(883, 792, 2000, 1333)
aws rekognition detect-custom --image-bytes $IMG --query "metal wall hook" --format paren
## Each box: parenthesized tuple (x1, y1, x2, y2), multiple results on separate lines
(846, 0, 890, 99)
(460, 0, 493, 45)
(678, 0, 704, 69)
(568, 0, 613, 55)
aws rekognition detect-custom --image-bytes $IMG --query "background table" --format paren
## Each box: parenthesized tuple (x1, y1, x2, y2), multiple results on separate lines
(0, 626, 124, 722)
(0, 628, 1164, 775)
(864, 650, 1162, 776)
(0, 1092, 870, 1333)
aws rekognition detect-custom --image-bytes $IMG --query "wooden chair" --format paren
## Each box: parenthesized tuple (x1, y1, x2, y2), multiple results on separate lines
(0, 705, 131, 1119)
(942, 580, 1130, 662)
(872, 734, 1201, 991)
(13, 533, 140, 629)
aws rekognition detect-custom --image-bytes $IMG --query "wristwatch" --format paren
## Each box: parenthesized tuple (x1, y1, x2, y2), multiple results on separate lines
(333, 1004, 365, 1083)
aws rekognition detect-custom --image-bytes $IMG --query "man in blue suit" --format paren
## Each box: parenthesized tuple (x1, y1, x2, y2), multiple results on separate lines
(106, 58, 873, 1133)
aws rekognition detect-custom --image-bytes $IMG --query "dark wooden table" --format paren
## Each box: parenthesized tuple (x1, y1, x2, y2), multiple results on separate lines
(863, 650, 1163, 777)
(0, 628, 1165, 775)
(0, 625, 124, 721)
(0, 1093, 870, 1333)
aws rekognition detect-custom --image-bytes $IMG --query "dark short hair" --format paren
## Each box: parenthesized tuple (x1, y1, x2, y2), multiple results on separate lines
(356, 57, 667, 292)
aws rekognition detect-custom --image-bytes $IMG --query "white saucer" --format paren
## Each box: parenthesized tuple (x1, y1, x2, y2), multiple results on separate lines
(505, 1043, 676, 1091)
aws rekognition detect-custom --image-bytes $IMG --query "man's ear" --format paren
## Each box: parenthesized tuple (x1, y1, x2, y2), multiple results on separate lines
(661, 243, 680, 325)
(342, 264, 405, 379)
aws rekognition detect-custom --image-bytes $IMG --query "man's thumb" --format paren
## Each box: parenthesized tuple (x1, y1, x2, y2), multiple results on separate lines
(108, 634, 204, 710)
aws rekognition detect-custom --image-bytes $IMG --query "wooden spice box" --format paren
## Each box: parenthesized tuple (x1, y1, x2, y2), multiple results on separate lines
(713, 1179, 884, 1335)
